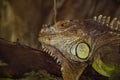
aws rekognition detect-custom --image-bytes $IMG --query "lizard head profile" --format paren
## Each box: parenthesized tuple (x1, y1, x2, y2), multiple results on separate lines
(39, 20, 91, 62)
(38, 15, 120, 80)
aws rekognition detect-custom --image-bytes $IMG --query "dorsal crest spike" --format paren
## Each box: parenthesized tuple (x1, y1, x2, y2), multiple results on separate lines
(98, 15, 103, 23)
(101, 16, 106, 25)
(93, 15, 120, 31)
(106, 16, 111, 26)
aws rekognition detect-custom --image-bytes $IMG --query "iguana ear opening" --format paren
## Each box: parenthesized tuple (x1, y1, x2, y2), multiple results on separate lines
(76, 43, 90, 59)
(70, 42, 90, 60)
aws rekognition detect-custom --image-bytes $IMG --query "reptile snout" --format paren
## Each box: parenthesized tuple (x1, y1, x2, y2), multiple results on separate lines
(40, 24, 56, 35)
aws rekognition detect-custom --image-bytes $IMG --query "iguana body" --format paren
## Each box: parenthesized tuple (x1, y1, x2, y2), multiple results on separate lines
(39, 15, 120, 80)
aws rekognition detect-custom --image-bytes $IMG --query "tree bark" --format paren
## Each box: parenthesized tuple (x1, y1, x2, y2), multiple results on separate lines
(0, 39, 61, 78)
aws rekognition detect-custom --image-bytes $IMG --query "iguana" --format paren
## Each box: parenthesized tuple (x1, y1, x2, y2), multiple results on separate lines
(38, 15, 120, 80)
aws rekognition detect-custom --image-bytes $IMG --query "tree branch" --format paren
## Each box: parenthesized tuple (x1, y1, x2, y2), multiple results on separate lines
(0, 39, 61, 78)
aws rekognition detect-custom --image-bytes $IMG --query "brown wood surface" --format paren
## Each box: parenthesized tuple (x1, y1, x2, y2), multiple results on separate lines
(0, 39, 61, 78)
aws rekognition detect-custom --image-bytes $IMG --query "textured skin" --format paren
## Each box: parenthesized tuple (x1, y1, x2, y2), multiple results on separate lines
(39, 15, 120, 80)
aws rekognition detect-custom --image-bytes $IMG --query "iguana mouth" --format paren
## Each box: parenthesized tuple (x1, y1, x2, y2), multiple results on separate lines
(41, 43, 64, 65)
(41, 43, 88, 80)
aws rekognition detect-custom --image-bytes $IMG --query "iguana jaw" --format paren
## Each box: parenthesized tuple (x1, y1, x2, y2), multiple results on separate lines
(41, 43, 88, 80)
(41, 43, 64, 65)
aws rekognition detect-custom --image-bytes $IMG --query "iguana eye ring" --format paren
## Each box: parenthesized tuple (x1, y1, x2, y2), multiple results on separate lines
(70, 42, 90, 60)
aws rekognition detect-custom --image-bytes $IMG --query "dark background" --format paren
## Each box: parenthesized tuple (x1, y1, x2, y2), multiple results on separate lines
(0, 0, 120, 49)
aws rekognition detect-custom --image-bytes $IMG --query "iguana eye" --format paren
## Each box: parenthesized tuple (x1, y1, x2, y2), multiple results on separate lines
(70, 42, 90, 60)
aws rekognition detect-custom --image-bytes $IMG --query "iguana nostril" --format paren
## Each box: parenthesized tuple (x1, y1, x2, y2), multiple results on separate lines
(48, 37, 51, 40)
(61, 24, 64, 27)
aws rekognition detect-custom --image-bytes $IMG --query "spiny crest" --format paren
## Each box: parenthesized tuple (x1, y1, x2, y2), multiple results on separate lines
(93, 15, 120, 31)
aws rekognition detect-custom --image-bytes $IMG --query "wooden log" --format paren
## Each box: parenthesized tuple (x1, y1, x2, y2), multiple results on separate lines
(0, 39, 61, 78)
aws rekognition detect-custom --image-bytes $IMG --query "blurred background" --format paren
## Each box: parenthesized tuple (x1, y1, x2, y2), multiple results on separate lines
(0, 0, 120, 49)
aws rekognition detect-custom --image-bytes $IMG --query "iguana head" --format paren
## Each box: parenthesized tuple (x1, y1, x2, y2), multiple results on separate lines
(39, 20, 92, 62)
(38, 15, 120, 80)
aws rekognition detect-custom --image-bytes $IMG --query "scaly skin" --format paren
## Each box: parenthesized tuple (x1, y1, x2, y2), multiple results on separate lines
(39, 15, 120, 80)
